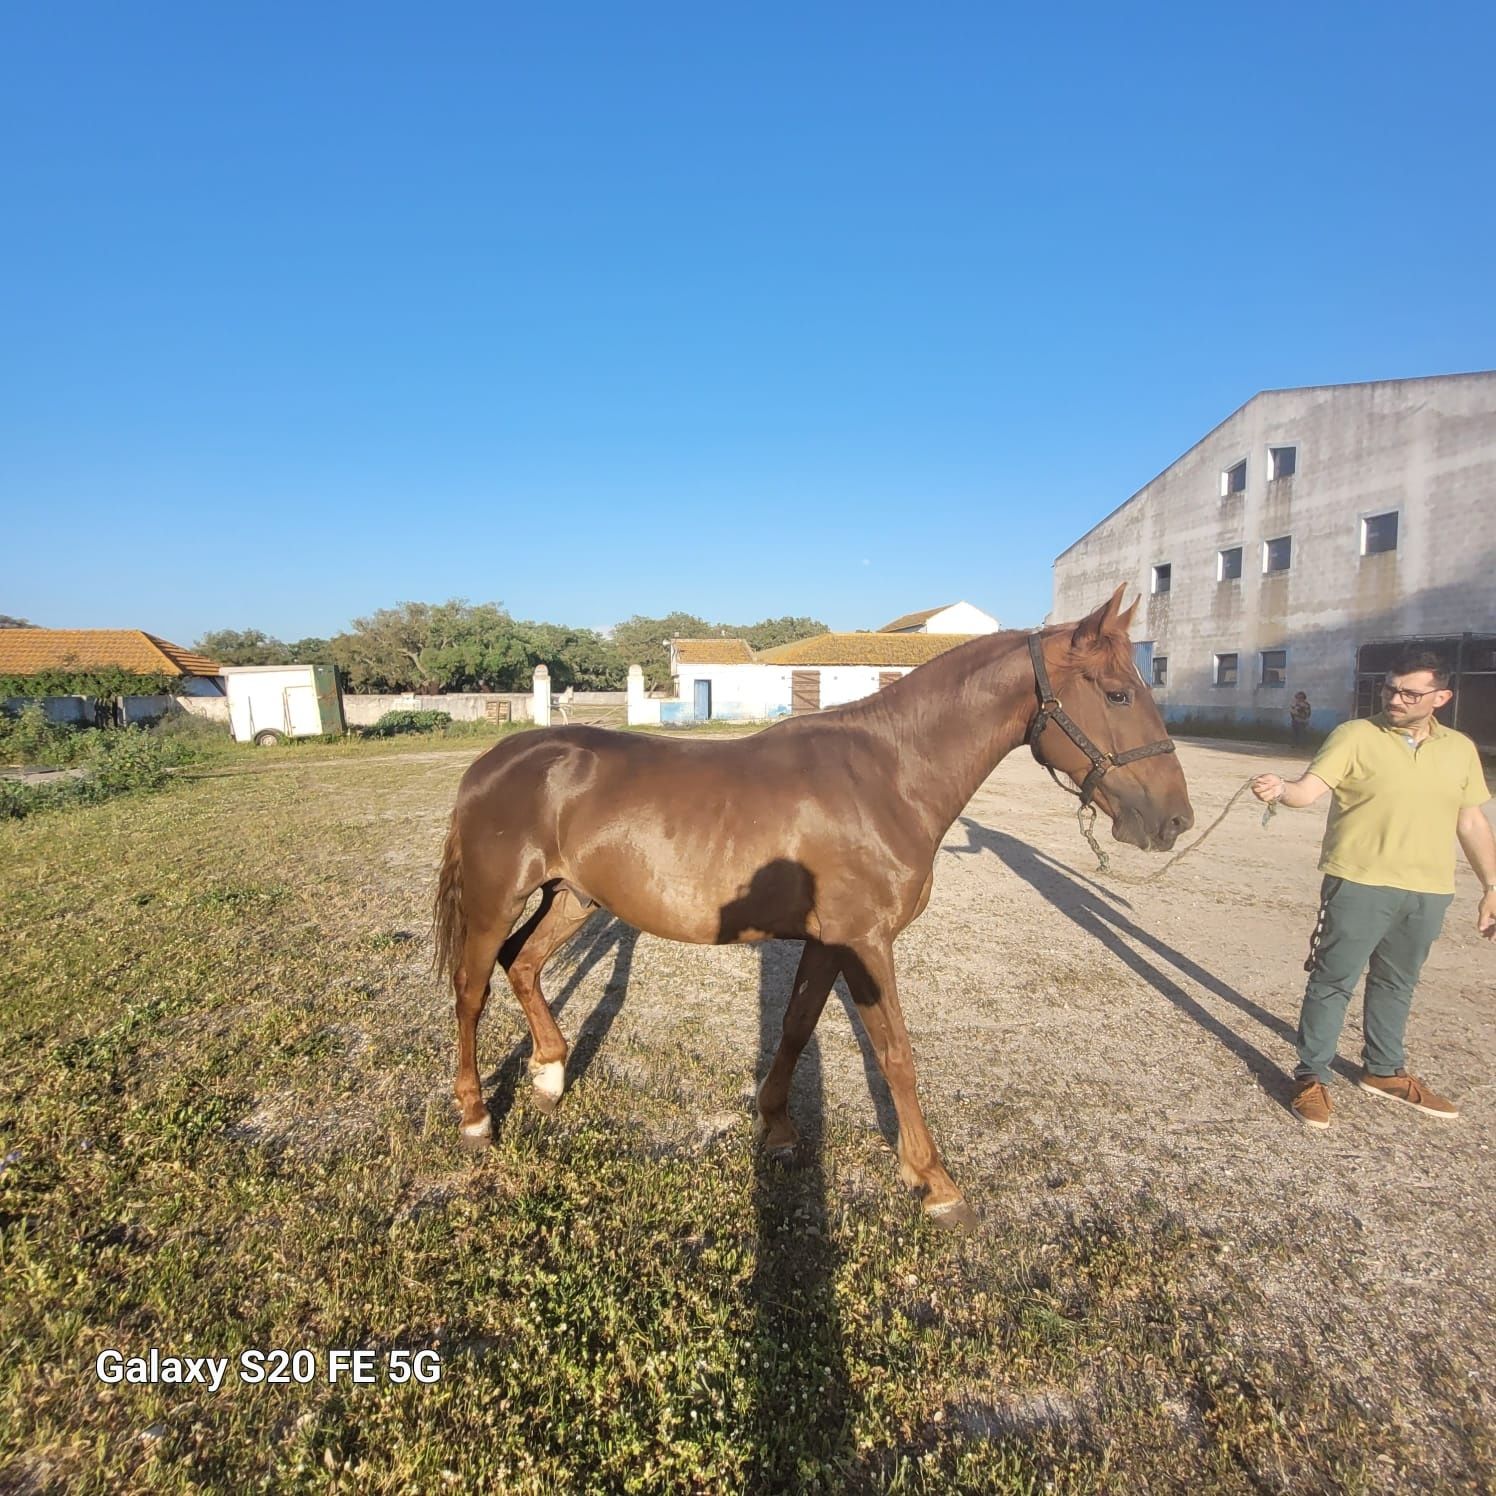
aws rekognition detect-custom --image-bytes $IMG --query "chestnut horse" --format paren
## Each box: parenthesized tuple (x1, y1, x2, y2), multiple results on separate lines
(433, 587, 1193, 1229)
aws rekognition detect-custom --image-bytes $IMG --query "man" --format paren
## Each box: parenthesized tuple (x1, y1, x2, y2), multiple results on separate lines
(1251, 652, 1496, 1130)
(1289, 691, 1312, 748)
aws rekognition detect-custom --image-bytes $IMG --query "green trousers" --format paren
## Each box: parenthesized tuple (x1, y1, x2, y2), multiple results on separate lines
(1295, 876, 1453, 1083)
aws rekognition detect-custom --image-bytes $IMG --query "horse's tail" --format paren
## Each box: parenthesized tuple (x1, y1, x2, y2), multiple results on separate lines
(432, 812, 466, 985)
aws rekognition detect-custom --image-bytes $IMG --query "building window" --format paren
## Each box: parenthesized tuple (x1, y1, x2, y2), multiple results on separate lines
(1218, 546, 1243, 581)
(1151, 562, 1172, 594)
(1221, 459, 1247, 496)
(1269, 446, 1297, 480)
(1263, 535, 1292, 573)
(1152, 655, 1168, 688)
(1362, 511, 1399, 555)
(1260, 649, 1287, 687)
(1214, 652, 1238, 687)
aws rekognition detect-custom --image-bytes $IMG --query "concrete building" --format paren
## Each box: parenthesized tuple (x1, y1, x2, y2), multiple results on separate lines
(0, 628, 225, 724)
(1052, 373, 1496, 739)
(641, 613, 996, 725)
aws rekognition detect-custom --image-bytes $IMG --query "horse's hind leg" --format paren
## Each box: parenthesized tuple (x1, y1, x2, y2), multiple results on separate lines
(501, 882, 598, 1112)
(454, 913, 515, 1152)
(757, 940, 840, 1158)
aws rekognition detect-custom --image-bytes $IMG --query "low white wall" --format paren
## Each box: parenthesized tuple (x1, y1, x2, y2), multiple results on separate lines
(121, 695, 173, 724)
(4, 695, 89, 724)
(339, 691, 628, 726)
(4, 694, 199, 725)
(342, 693, 531, 726)
(174, 697, 232, 724)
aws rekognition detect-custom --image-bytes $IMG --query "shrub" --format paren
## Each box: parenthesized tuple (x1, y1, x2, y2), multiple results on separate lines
(88, 728, 175, 792)
(150, 710, 233, 755)
(365, 709, 454, 738)
(0, 706, 90, 768)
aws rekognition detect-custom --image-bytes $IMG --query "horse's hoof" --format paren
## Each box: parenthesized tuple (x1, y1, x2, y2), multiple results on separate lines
(925, 1199, 978, 1234)
(755, 1116, 800, 1164)
(528, 1060, 565, 1113)
(458, 1118, 492, 1155)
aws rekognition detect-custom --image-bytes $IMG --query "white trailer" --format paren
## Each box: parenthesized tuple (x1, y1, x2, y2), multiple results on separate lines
(223, 665, 345, 746)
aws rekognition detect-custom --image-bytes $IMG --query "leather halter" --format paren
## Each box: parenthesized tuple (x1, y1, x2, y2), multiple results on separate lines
(1026, 632, 1176, 808)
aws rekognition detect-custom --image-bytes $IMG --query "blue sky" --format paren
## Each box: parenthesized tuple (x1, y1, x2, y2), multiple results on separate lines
(3, 2, 1492, 643)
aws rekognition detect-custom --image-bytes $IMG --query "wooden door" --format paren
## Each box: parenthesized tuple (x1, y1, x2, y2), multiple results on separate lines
(791, 671, 821, 715)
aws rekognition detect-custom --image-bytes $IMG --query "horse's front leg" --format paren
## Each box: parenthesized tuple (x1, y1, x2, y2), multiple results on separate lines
(843, 938, 976, 1232)
(756, 940, 839, 1159)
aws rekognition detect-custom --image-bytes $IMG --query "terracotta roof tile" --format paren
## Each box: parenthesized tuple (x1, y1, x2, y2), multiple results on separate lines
(0, 629, 222, 677)
(757, 633, 976, 667)
(671, 638, 757, 665)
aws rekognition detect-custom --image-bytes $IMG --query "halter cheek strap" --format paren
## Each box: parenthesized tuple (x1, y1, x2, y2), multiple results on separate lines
(1026, 632, 1176, 809)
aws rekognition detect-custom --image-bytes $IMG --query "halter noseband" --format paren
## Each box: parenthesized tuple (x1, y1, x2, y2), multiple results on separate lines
(1026, 632, 1176, 808)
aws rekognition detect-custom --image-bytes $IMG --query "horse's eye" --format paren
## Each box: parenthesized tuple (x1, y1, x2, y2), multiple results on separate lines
(1106, 690, 1131, 705)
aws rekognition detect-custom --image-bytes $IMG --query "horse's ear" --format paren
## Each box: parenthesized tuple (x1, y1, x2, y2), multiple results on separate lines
(1116, 592, 1139, 632)
(1070, 584, 1128, 649)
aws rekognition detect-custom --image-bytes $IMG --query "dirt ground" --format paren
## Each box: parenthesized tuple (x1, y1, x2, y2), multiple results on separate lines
(369, 734, 1495, 1467)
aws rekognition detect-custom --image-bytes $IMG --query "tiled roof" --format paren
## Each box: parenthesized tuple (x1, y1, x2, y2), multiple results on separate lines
(671, 638, 756, 665)
(757, 633, 976, 667)
(0, 629, 222, 678)
(878, 604, 954, 634)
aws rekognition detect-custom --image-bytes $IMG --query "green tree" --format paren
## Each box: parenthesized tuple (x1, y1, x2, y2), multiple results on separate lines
(286, 637, 334, 665)
(518, 623, 627, 690)
(734, 616, 827, 651)
(329, 600, 522, 692)
(0, 615, 37, 628)
(609, 612, 825, 687)
(610, 612, 716, 688)
(195, 628, 292, 665)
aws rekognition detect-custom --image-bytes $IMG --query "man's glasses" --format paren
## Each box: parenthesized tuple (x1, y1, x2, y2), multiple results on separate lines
(1382, 683, 1445, 704)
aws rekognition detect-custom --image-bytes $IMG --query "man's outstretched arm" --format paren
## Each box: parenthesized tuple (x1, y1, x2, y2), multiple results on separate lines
(1455, 804, 1496, 939)
(1251, 770, 1332, 808)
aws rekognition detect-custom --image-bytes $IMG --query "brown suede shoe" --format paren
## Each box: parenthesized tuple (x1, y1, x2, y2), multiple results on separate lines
(1291, 1077, 1332, 1130)
(1357, 1069, 1459, 1119)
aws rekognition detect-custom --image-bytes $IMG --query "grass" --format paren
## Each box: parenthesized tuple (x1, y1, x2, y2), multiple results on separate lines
(0, 757, 1484, 1492)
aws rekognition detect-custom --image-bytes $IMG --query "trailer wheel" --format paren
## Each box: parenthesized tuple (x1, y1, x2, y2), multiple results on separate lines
(252, 730, 285, 748)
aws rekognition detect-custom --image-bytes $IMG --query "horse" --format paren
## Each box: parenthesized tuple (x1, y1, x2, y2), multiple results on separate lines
(432, 586, 1193, 1230)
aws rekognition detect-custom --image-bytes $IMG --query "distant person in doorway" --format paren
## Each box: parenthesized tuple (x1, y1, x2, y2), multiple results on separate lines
(1250, 652, 1495, 1131)
(1289, 691, 1312, 748)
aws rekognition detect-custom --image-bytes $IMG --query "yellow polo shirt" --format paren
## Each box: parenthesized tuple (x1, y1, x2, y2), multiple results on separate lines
(1307, 714, 1491, 894)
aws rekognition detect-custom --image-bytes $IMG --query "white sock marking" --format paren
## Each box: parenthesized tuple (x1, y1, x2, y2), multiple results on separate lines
(530, 1060, 565, 1100)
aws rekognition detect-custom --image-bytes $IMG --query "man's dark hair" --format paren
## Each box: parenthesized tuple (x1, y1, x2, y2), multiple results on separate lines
(1387, 650, 1452, 689)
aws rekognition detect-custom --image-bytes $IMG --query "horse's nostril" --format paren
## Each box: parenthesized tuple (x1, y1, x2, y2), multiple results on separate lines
(1168, 812, 1193, 836)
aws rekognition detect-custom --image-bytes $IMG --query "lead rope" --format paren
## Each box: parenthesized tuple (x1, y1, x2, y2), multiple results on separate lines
(1078, 777, 1275, 883)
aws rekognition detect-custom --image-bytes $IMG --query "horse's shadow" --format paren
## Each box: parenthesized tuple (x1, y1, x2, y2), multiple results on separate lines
(946, 818, 1357, 1103)
(749, 940, 856, 1484)
(480, 914, 859, 1480)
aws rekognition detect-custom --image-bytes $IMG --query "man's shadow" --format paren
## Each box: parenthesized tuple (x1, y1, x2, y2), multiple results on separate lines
(946, 818, 1360, 1102)
(482, 913, 637, 1128)
(749, 939, 855, 1485)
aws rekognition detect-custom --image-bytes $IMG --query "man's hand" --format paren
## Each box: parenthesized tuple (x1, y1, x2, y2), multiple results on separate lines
(1251, 774, 1284, 804)
(1479, 891, 1496, 941)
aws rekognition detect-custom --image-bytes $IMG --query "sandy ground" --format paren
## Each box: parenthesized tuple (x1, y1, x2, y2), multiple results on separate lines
(356, 735, 1495, 1458)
